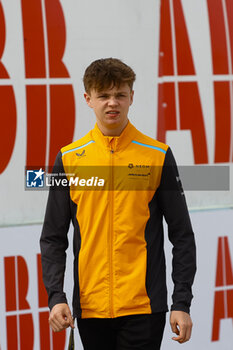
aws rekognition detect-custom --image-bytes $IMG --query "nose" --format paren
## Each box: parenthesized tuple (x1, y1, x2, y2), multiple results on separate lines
(108, 96, 118, 106)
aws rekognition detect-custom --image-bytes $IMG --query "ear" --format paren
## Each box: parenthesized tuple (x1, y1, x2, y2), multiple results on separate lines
(84, 92, 92, 108)
(130, 90, 134, 106)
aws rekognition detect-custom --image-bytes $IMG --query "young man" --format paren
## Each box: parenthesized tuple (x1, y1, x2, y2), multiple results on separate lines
(40, 58, 196, 350)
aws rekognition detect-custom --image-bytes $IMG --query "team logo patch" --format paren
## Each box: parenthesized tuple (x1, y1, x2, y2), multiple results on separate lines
(76, 150, 86, 158)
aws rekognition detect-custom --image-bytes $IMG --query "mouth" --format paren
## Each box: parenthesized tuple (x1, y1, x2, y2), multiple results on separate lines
(106, 111, 120, 117)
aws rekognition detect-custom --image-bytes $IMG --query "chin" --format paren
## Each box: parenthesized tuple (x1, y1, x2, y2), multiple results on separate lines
(105, 120, 120, 127)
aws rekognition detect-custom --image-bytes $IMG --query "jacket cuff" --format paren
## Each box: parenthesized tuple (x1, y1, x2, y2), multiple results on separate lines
(48, 292, 68, 311)
(170, 304, 190, 314)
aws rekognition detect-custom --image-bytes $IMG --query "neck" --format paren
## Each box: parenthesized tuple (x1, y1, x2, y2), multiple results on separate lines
(97, 119, 129, 136)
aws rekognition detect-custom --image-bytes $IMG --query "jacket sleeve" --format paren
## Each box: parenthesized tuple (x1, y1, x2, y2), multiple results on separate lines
(157, 147, 196, 314)
(40, 151, 71, 310)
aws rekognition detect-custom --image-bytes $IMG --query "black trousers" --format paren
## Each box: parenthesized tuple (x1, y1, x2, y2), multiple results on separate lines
(77, 313, 166, 350)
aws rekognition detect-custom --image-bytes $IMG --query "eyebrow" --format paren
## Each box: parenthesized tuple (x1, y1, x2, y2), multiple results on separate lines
(97, 91, 128, 96)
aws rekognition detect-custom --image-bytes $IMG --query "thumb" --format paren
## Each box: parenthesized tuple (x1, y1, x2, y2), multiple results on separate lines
(63, 306, 75, 329)
(70, 316, 75, 329)
(67, 310, 75, 329)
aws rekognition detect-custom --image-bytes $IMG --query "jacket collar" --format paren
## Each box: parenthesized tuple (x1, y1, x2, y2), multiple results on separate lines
(91, 121, 137, 152)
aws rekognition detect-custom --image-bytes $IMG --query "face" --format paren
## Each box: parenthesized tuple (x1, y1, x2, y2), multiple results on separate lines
(84, 84, 134, 136)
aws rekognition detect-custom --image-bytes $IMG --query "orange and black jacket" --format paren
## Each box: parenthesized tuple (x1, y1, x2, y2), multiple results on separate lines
(40, 121, 196, 318)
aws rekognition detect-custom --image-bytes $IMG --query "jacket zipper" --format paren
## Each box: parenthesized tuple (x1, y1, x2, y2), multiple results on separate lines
(109, 146, 114, 318)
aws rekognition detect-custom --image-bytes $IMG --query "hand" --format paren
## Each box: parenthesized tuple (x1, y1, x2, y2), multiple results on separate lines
(170, 310, 193, 344)
(49, 303, 75, 332)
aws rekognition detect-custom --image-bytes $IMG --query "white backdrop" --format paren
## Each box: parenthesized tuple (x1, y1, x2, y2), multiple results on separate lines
(1, 0, 233, 349)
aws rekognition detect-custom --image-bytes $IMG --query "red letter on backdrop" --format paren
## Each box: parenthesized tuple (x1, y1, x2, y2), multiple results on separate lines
(37, 254, 66, 350)
(44, 0, 69, 78)
(0, 3, 17, 174)
(212, 237, 233, 341)
(21, 0, 75, 169)
(157, 0, 208, 164)
(207, 0, 233, 163)
(4, 256, 34, 349)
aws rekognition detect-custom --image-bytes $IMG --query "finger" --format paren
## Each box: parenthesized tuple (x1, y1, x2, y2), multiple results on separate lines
(69, 316, 75, 329)
(59, 313, 74, 330)
(172, 334, 183, 343)
(64, 315, 74, 329)
(50, 312, 70, 331)
(172, 325, 186, 343)
(49, 317, 65, 332)
(184, 322, 192, 342)
(65, 309, 75, 329)
(51, 322, 62, 332)
(170, 321, 179, 335)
